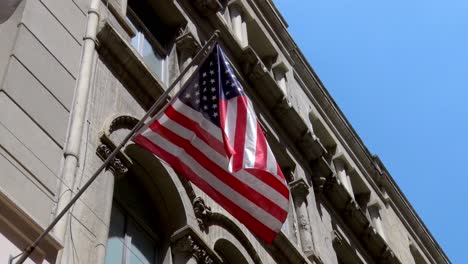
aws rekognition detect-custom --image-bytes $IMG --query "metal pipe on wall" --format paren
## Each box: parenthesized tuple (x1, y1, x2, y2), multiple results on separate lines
(52, 0, 101, 262)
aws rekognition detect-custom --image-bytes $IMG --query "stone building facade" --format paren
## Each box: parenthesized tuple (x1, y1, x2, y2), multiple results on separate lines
(0, 0, 450, 263)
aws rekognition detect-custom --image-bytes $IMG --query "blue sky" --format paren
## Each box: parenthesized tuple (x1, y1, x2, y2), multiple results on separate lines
(274, 0, 468, 263)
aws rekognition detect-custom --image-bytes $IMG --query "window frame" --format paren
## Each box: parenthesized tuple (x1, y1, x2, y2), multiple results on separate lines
(106, 201, 161, 264)
(126, 7, 168, 84)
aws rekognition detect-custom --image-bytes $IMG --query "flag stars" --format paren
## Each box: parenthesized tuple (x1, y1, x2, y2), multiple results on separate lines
(210, 79, 215, 84)
(210, 70, 214, 75)
(213, 112, 218, 117)
(202, 72, 207, 77)
(211, 87, 216, 92)
(212, 95, 217, 100)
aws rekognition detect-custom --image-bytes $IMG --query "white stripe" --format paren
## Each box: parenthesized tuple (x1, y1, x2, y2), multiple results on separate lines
(225, 98, 237, 171)
(141, 132, 283, 231)
(172, 99, 224, 141)
(243, 99, 258, 168)
(266, 145, 278, 175)
(234, 170, 288, 209)
(148, 118, 288, 209)
(157, 113, 224, 152)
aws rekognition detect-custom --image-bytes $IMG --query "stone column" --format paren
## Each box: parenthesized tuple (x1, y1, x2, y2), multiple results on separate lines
(93, 143, 129, 264)
(230, 5, 247, 48)
(289, 178, 314, 256)
(333, 159, 354, 198)
(176, 33, 200, 85)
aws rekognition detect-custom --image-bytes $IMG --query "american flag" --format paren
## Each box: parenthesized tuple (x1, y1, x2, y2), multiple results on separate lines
(133, 44, 289, 243)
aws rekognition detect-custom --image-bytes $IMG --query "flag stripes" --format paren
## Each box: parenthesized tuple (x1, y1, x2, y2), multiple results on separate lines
(133, 45, 289, 243)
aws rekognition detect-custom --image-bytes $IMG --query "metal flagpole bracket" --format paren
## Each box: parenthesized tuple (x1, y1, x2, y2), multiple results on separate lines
(15, 30, 220, 264)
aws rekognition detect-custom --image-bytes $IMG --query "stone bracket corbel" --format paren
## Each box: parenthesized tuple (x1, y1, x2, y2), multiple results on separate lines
(289, 178, 310, 200)
(171, 226, 222, 264)
(96, 143, 129, 178)
(242, 47, 268, 81)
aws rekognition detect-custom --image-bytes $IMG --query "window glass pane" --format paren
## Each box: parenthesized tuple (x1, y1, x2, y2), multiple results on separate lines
(131, 34, 140, 53)
(105, 237, 125, 264)
(141, 37, 163, 80)
(127, 220, 155, 264)
(105, 206, 125, 264)
(108, 206, 125, 239)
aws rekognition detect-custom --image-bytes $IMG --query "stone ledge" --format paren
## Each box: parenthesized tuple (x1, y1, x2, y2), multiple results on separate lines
(321, 175, 402, 264)
(96, 21, 166, 110)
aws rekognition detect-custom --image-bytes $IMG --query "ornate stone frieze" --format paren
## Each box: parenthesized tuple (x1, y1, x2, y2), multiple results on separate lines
(96, 143, 129, 177)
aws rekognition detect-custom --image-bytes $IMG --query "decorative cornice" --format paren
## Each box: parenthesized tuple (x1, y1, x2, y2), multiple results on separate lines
(96, 143, 129, 177)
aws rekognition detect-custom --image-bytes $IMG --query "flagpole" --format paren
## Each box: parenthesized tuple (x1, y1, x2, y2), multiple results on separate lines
(15, 30, 220, 264)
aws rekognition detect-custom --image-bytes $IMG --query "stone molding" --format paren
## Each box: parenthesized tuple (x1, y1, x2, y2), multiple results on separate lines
(107, 115, 139, 135)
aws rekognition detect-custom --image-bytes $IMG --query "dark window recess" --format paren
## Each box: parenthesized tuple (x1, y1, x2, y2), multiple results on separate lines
(128, 0, 182, 50)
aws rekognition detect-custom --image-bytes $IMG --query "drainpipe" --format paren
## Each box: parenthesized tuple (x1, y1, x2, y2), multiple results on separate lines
(53, 0, 100, 261)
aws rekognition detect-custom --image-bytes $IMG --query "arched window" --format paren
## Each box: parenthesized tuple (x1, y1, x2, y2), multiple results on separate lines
(105, 172, 161, 264)
(214, 239, 249, 264)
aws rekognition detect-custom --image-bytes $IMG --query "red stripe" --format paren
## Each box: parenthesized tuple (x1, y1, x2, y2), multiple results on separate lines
(245, 169, 289, 199)
(219, 98, 235, 158)
(162, 105, 226, 156)
(133, 134, 278, 243)
(254, 123, 267, 170)
(149, 121, 287, 221)
(232, 96, 248, 171)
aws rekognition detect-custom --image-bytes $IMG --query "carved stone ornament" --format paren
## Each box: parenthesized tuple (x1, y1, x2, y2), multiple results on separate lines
(176, 32, 201, 60)
(289, 178, 310, 199)
(96, 143, 129, 177)
(174, 235, 215, 264)
(193, 197, 212, 232)
(108, 115, 139, 135)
